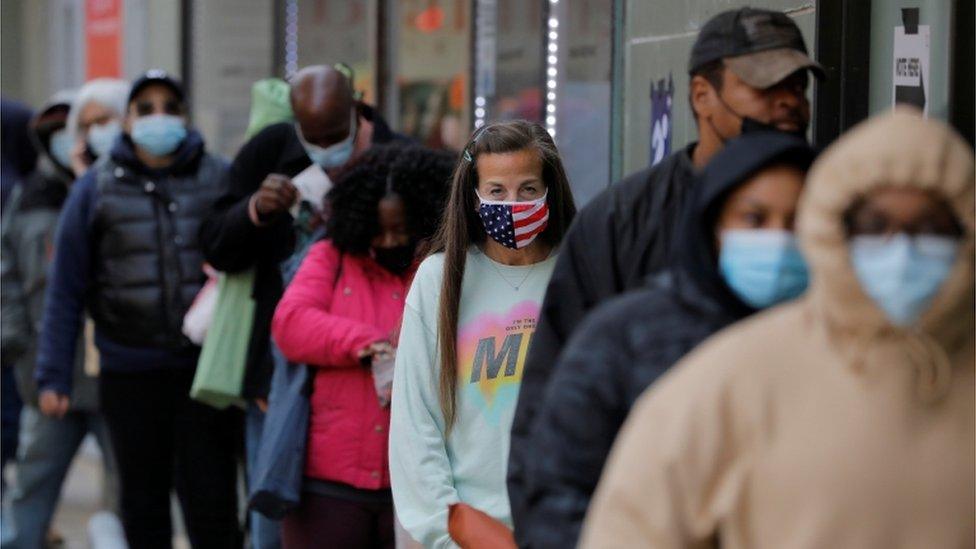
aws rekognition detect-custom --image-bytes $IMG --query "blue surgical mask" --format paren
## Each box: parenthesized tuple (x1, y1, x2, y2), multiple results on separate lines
(87, 119, 121, 158)
(719, 229, 810, 309)
(130, 114, 187, 156)
(297, 113, 357, 169)
(849, 234, 958, 327)
(49, 128, 73, 169)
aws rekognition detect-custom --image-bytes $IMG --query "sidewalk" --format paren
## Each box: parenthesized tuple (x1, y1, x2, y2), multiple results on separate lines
(5, 436, 190, 549)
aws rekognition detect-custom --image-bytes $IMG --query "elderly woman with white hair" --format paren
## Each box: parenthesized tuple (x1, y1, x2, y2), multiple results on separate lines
(65, 78, 129, 177)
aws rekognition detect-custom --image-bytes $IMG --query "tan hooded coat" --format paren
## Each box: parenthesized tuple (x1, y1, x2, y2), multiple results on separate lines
(580, 110, 975, 549)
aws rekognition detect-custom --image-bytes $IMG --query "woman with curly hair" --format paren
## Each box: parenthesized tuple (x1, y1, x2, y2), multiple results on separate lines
(389, 120, 577, 548)
(271, 143, 455, 548)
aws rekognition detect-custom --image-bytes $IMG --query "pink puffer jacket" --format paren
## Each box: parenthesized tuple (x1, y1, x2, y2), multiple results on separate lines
(272, 239, 415, 489)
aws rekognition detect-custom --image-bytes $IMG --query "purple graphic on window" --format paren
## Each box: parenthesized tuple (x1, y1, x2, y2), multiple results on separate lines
(650, 75, 674, 167)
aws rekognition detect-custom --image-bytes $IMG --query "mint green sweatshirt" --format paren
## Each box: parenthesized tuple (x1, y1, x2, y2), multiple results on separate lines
(390, 247, 558, 548)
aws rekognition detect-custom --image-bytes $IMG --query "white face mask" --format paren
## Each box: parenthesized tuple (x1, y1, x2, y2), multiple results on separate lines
(87, 119, 122, 158)
(849, 233, 959, 327)
(49, 128, 74, 168)
(718, 229, 809, 309)
(130, 114, 187, 156)
(296, 110, 357, 169)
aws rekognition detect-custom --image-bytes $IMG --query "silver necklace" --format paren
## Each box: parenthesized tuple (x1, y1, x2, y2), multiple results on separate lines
(482, 253, 537, 291)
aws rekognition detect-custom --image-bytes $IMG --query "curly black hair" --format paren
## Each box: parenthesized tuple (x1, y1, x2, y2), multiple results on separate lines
(325, 143, 456, 255)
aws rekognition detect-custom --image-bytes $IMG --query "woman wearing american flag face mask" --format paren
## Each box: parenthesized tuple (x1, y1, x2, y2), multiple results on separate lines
(389, 120, 577, 548)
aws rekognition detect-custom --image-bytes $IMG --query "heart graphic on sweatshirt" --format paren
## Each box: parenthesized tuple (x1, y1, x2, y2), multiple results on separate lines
(456, 300, 540, 424)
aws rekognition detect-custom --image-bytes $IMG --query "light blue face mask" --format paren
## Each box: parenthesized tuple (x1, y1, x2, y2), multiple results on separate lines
(49, 128, 74, 169)
(849, 234, 959, 327)
(297, 112, 356, 169)
(719, 229, 810, 309)
(130, 114, 187, 156)
(87, 119, 121, 158)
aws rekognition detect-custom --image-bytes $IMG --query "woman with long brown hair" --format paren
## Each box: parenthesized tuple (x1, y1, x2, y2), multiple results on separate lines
(389, 120, 576, 548)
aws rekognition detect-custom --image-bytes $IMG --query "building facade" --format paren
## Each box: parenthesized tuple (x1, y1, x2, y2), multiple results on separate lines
(2, 0, 972, 203)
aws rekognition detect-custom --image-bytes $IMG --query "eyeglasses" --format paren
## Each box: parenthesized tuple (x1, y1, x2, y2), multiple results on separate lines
(844, 209, 963, 239)
(135, 99, 182, 117)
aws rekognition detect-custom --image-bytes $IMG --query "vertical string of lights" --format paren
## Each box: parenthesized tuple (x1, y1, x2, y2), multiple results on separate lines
(544, 0, 560, 138)
(473, 0, 496, 130)
(474, 96, 486, 129)
(284, 0, 299, 78)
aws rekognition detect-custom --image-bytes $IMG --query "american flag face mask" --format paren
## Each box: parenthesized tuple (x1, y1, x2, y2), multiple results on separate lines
(476, 191, 550, 250)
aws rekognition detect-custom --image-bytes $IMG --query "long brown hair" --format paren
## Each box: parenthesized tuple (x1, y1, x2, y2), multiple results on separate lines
(427, 120, 577, 431)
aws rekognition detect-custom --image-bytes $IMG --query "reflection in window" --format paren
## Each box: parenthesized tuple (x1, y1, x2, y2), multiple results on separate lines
(296, 0, 377, 103)
(554, 0, 613, 206)
(489, 0, 545, 123)
(395, 0, 470, 150)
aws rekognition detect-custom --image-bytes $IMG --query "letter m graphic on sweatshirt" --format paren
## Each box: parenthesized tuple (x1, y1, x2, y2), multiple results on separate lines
(470, 333, 524, 383)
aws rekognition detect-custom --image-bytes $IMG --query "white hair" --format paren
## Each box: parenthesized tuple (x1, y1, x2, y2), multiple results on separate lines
(66, 78, 130, 141)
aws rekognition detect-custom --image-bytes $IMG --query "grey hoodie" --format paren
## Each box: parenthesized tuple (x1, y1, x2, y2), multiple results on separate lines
(0, 98, 98, 411)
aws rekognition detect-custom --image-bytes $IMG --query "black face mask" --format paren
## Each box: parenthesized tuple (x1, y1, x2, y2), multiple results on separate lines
(740, 116, 807, 140)
(709, 89, 808, 143)
(372, 244, 415, 274)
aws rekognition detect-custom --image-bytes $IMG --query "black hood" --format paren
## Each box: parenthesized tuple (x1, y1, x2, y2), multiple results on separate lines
(29, 99, 74, 180)
(110, 127, 206, 177)
(673, 131, 816, 319)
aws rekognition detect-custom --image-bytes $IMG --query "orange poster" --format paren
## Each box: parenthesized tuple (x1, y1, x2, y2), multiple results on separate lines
(85, 0, 123, 79)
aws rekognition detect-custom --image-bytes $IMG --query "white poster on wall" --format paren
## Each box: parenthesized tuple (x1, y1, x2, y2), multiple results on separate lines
(892, 25, 930, 116)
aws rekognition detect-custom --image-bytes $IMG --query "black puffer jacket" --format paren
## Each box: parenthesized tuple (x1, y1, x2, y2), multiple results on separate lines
(91, 133, 224, 348)
(518, 133, 816, 548)
(35, 130, 225, 398)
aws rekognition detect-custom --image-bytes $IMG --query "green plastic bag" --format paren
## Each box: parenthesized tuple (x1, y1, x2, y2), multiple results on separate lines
(191, 269, 256, 409)
(245, 78, 294, 139)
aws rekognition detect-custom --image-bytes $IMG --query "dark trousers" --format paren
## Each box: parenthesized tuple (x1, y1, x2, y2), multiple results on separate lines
(281, 492, 394, 549)
(1, 365, 22, 471)
(99, 367, 242, 549)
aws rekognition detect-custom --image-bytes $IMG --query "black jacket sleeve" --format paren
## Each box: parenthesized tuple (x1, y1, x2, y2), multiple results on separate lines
(510, 162, 669, 545)
(508, 189, 622, 542)
(520, 303, 634, 548)
(199, 126, 297, 272)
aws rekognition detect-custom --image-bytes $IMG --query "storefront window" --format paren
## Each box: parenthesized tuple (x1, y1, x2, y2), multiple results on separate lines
(490, 0, 545, 123)
(190, 0, 276, 156)
(393, 0, 469, 149)
(472, 0, 545, 128)
(296, 0, 377, 103)
(552, 0, 613, 205)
